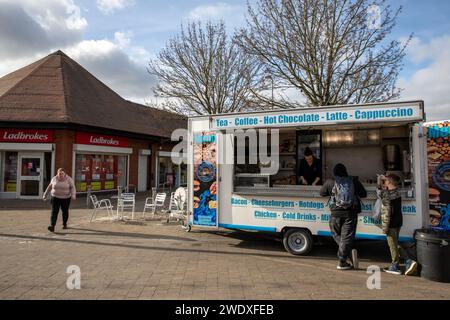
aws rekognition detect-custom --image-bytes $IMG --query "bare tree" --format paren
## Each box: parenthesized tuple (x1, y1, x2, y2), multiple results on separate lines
(148, 21, 265, 115)
(237, 0, 410, 107)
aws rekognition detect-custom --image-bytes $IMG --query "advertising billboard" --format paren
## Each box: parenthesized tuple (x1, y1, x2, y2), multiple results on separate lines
(426, 121, 450, 231)
(192, 132, 218, 227)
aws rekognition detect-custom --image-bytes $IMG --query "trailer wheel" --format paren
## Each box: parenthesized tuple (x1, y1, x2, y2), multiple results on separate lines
(283, 228, 313, 255)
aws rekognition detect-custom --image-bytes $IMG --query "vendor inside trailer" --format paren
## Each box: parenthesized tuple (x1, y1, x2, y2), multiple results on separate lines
(298, 146, 322, 186)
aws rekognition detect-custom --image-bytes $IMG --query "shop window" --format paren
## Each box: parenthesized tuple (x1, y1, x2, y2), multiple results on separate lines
(159, 157, 176, 188)
(158, 156, 186, 189)
(117, 155, 127, 189)
(3, 152, 18, 192)
(75, 154, 89, 192)
(75, 154, 127, 192)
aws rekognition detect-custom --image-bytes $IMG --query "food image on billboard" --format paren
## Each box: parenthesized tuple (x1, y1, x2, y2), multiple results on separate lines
(193, 132, 217, 227)
(426, 121, 450, 231)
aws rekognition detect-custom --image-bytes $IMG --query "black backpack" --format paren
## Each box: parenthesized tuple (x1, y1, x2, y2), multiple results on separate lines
(330, 176, 356, 211)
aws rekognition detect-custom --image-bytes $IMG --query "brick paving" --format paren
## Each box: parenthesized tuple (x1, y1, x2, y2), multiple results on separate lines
(0, 198, 449, 300)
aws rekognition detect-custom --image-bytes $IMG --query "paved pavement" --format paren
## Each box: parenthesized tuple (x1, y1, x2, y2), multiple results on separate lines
(0, 197, 449, 300)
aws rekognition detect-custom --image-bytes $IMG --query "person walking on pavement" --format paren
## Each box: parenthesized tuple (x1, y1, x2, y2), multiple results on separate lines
(320, 163, 367, 270)
(43, 168, 76, 232)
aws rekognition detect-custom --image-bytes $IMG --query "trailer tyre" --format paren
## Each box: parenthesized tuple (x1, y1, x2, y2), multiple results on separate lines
(283, 228, 313, 255)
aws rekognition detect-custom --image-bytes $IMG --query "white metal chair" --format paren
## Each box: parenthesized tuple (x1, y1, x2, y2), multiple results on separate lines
(142, 192, 166, 219)
(117, 192, 136, 220)
(168, 192, 177, 210)
(117, 186, 124, 197)
(89, 194, 114, 222)
(167, 188, 187, 222)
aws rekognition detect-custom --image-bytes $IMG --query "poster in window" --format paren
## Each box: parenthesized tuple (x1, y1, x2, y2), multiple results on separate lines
(104, 181, 115, 190)
(76, 182, 87, 192)
(193, 132, 218, 227)
(91, 182, 101, 191)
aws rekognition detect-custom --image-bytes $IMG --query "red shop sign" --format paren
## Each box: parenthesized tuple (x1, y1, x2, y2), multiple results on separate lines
(0, 129, 54, 143)
(76, 132, 129, 148)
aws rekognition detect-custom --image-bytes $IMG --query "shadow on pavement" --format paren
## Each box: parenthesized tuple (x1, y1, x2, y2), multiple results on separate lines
(0, 228, 393, 264)
(192, 228, 392, 263)
(0, 232, 313, 261)
(0, 198, 87, 211)
(57, 227, 197, 242)
(0, 192, 150, 211)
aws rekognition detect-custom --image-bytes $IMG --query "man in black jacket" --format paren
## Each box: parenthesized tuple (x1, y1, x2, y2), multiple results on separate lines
(320, 163, 367, 270)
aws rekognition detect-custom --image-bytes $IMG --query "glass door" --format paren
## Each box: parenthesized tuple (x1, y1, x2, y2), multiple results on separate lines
(17, 153, 44, 199)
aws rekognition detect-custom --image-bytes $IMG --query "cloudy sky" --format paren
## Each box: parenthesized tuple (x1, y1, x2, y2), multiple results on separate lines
(0, 0, 449, 120)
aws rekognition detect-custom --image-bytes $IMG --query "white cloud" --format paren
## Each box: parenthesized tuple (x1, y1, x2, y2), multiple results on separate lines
(0, 0, 153, 104)
(398, 35, 450, 121)
(20, 0, 87, 31)
(114, 31, 132, 49)
(188, 2, 245, 26)
(0, 0, 87, 60)
(96, 0, 135, 15)
(63, 35, 154, 103)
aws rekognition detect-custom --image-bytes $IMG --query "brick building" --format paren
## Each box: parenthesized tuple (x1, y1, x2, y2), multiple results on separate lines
(0, 50, 186, 199)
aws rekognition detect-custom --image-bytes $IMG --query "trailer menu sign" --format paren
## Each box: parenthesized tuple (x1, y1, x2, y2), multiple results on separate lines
(212, 103, 423, 130)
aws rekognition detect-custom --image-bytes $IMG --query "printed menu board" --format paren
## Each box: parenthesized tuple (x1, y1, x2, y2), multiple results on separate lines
(426, 121, 450, 231)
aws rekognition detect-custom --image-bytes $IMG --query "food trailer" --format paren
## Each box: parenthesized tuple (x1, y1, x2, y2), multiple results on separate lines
(187, 101, 429, 255)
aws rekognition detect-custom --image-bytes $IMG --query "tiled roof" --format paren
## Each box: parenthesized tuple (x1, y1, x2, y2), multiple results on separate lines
(0, 50, 186, 138)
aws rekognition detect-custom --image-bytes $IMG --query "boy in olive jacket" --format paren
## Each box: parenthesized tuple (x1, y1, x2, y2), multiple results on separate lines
(380, 174, 417, 275)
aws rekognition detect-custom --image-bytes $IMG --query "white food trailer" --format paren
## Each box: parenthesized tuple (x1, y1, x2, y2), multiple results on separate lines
(187, 101, 429, 255)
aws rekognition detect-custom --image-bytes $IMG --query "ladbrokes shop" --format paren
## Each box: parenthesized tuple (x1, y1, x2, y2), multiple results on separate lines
(0, 51, 186, 199)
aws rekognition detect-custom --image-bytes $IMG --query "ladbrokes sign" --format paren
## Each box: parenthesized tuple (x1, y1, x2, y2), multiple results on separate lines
(0, 129, 54, 143)
(76, 132, 128, 147)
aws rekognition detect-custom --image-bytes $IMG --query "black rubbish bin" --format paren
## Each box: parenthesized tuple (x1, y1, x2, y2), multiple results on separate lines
(415, 228, 450, 283)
